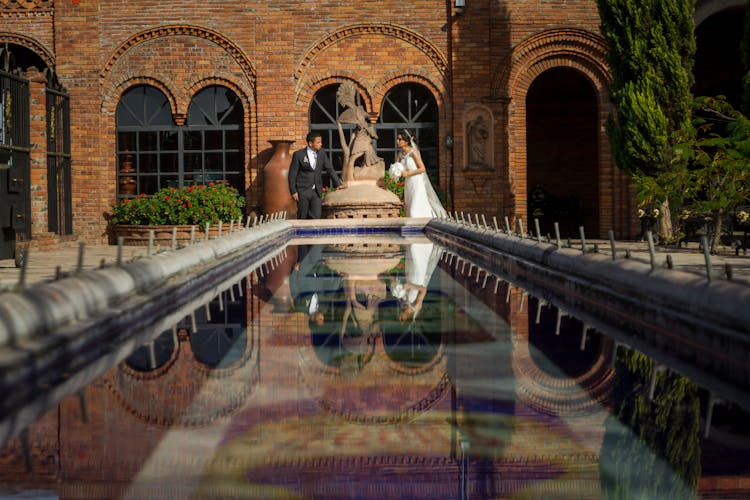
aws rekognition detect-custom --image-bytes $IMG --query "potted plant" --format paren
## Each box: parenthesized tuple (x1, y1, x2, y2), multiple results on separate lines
(111, 182, 246, 246)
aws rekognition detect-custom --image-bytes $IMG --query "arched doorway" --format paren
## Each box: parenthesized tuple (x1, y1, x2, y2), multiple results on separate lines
(526, 67, 599, 238)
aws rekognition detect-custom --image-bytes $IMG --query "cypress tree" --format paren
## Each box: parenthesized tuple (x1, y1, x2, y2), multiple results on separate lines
(596, 0, 697, 239)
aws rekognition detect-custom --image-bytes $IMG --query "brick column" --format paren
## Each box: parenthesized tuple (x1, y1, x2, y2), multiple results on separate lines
(26, 68, 49, 242)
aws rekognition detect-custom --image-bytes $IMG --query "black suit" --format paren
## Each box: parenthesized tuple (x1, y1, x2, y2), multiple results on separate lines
(288, 147, 342, 219)
(289, 244, 342, 313)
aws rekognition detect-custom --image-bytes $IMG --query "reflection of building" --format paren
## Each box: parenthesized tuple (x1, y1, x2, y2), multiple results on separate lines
(0, 1, 743, 258)
(1, 244, 748, 497)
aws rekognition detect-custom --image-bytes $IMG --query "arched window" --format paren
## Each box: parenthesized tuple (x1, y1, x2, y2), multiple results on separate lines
(377, 83, 439, 178)
(116, 85, 244, 197)
(185, 86, 244, 193)
(125, 329, 177, 372)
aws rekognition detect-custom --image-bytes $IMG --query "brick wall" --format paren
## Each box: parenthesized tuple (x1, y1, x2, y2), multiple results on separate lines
(0, 0, 644, 248)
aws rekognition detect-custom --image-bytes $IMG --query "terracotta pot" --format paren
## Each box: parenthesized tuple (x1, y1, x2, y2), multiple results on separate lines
(119, 153, 137, 195)
(263, 140, 297, 219)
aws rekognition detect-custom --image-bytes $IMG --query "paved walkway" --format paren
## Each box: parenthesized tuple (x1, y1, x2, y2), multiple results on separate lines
(1, 233, 749, 290)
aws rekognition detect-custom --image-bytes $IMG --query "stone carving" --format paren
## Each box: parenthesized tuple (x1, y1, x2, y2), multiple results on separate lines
(463, 105, 493, 170)
(336, 81, 384, 182)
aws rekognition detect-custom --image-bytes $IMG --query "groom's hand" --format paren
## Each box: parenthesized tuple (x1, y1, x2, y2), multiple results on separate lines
(292, 192, 299, 201)
(337, 183, 348, 190)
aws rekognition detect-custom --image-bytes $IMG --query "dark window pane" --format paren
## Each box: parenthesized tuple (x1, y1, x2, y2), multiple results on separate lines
(117, 86, 173, 127)
(139, 175, 158, 195)
(225, 152, 242, 173)
(185, 130, 202, 150)
(205, 152, 223, 172)
(184, 152, 202, 174)
(222, 100, 243, 125)
(161, 153, 178, 173)
(161, 176, 179, 189)
(139, 153, 158, 174)
(310, 85, 337, 124)
(118, 132, 137, 152)
(379, 129, 396, 149)
(227, 173, 244, 193)
(225, 129, 242, 149)
(160, 130, 178, 151)
(139, 131, 158, 151)
(145, 87, 173, 126)
(205, 130, 222, 150)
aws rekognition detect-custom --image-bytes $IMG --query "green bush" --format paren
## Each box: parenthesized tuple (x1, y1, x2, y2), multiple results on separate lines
(111, 182, 245, 225)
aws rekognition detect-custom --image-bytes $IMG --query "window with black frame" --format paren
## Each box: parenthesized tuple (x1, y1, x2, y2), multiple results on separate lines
(116, 85, 244, 198)
(376, 83, 439, 179)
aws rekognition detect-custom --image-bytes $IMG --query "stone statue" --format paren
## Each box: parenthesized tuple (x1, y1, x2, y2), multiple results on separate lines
(321, 82, 401, 218)
(336, 81, 385, 182)
(467, 114, 490, 168)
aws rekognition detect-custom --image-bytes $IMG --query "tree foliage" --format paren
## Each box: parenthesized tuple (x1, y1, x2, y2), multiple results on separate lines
(600, 347, 701, 499)
(597, 0, 696, 241)
(597, 0, 696, 176)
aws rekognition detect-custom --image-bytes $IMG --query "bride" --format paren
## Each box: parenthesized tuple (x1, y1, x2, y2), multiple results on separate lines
(394, 129, 447, 218)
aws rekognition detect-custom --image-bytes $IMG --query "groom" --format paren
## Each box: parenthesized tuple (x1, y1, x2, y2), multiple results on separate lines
(288, 131, 346, 219)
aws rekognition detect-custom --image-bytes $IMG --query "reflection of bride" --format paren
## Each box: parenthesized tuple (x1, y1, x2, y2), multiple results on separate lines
(393, 242, 442, 322)
(395, 129, 447, 218)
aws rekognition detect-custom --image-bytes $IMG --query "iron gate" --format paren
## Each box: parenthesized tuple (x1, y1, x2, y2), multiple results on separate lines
(0, 48, 30, 261)
(46, 76, 71, 235)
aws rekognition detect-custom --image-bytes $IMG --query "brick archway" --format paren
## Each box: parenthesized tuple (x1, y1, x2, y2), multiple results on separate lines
(0, 32, 54, 69)
(494, 29, 625, 238)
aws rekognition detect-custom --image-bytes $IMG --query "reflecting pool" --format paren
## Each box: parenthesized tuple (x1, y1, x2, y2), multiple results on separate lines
(0, 236, 747, 499)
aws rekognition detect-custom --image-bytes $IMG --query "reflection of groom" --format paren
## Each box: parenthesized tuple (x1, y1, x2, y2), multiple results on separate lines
(289, 244, 342, 326)
(288, 131, 346, 219)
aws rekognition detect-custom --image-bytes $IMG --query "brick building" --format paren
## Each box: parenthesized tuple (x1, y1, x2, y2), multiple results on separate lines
(0, 0, 744, 259)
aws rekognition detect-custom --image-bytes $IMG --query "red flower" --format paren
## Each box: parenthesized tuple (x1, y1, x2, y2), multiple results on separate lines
(165, 195, 171, 201)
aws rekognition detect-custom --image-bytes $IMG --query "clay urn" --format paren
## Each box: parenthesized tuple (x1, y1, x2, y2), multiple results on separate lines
(263, 140, 297, 219)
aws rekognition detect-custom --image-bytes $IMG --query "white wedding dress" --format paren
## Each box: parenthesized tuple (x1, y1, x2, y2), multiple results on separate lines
(404, 241, 442, 309)
(401, 151, 447, 218)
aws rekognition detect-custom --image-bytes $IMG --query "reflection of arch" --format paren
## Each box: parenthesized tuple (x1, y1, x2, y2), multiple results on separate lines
(104, 329, 258, 427)
(512, 329, 614, 416)
(299, 330, 450, 424)
(123, 329, 180, 376)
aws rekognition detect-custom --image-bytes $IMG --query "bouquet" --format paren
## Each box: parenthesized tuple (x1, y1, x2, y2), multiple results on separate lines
(390, 279, 407, 300)
(388, 161, 404, 181)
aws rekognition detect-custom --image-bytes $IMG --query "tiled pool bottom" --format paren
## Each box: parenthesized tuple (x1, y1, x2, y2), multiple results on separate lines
(0, 237, 747, 499)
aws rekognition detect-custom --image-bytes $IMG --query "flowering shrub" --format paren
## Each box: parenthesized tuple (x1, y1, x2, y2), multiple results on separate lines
(737, 210, 749, 224)
(111, 182, 245, 225)
(384, 174, 405, 216)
